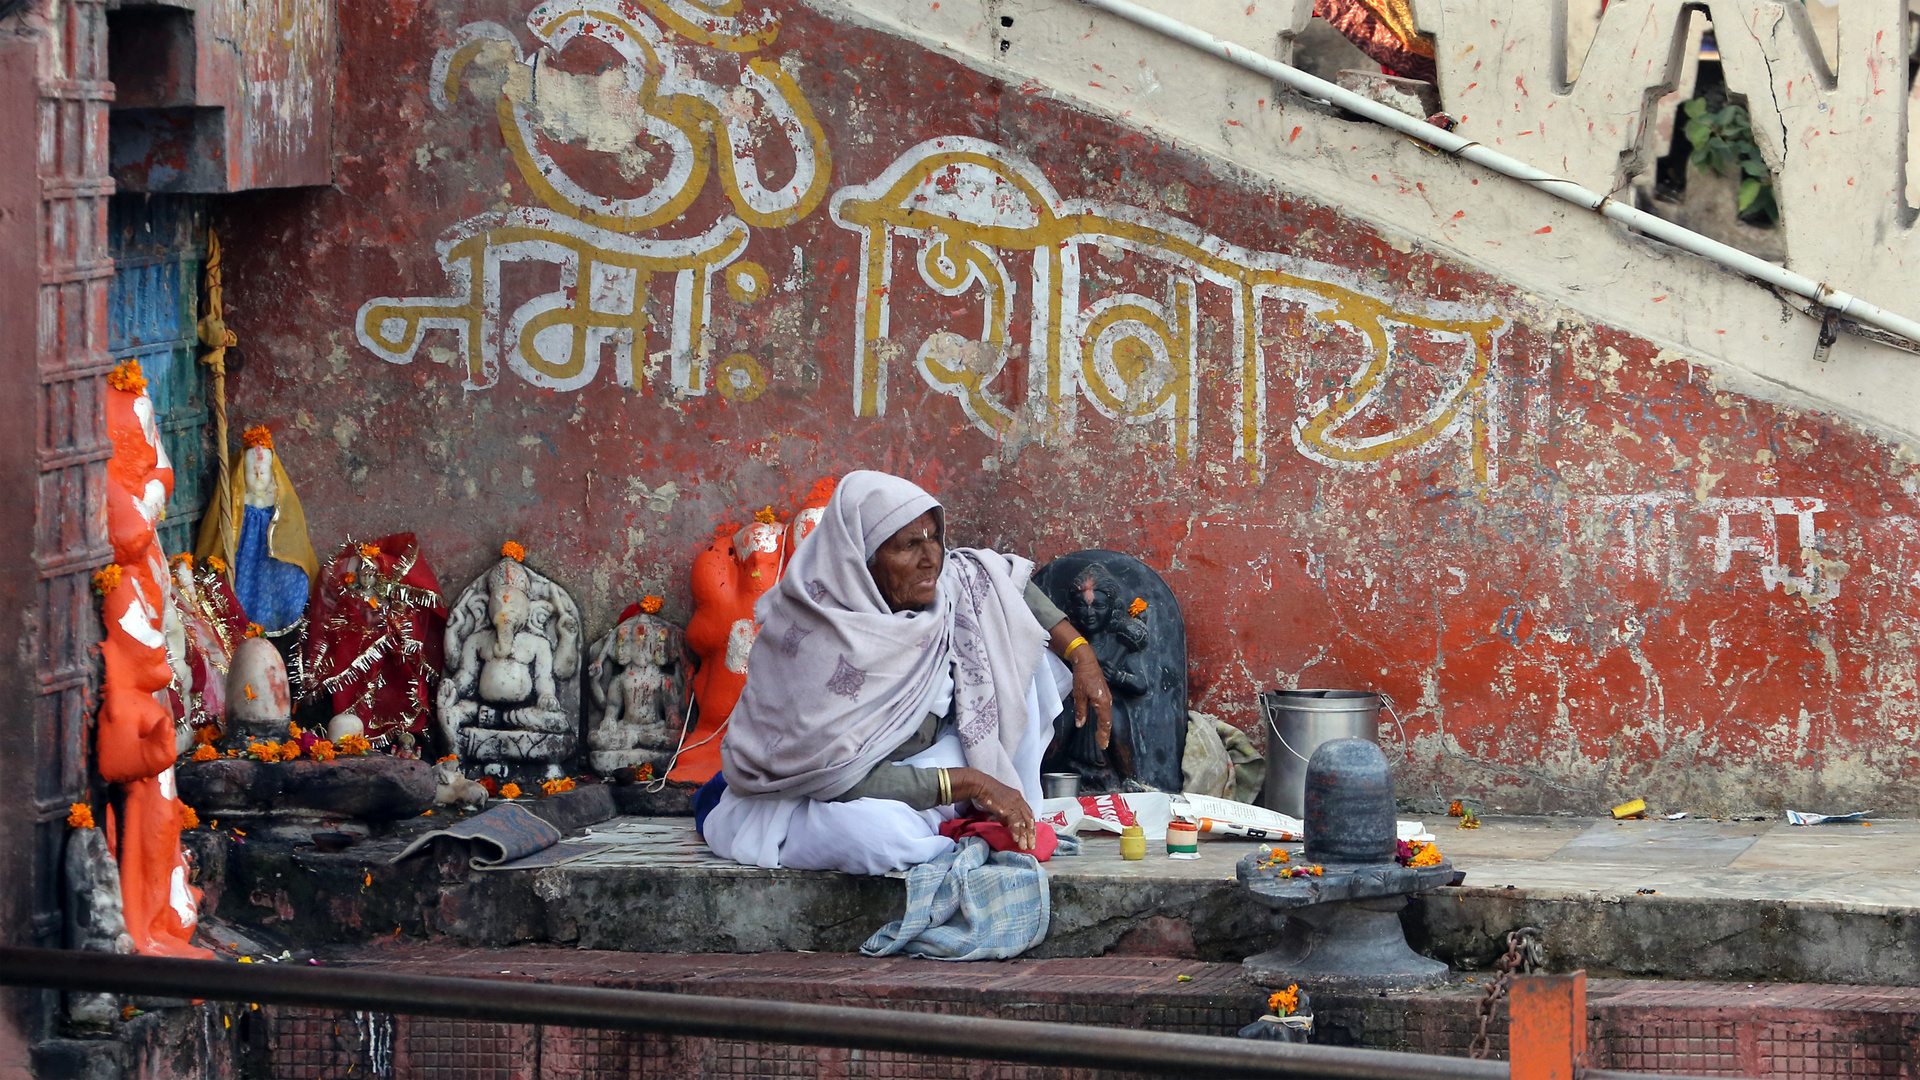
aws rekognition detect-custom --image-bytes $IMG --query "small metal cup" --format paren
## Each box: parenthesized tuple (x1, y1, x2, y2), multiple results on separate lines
(1042, 773, 1080, 799)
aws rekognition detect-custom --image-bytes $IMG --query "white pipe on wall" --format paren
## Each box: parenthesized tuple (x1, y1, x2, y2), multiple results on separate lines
(1074, 0, 1920, 350)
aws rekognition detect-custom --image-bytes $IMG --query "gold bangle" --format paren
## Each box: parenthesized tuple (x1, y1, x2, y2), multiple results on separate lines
(1063, 636, 1090, 660)
(938, 768, 952, 805)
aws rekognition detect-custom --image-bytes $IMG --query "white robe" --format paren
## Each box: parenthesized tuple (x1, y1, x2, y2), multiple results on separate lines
(704, 651, 1070, 875)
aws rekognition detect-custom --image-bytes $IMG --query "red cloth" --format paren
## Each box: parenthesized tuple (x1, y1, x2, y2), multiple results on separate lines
(303, 533, 446, 741)
(1312, 0, 1437, 83)
(939, 815, 1059, 862)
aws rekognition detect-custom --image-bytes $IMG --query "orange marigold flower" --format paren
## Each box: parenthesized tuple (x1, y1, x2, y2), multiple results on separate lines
(106, 359, 147, 394)
(359, 543, 381, 559)
(244, 623, 264, 639)
(478, 777, 500, 796)
(170, 553, 194, 570)
(91, 565, 123, 595)
(309, 740, 337, 762)
(541, 777, 576, 797)
(500, 540, 526, 562)
(639, 595, 665, 615)
(1448, 800, 1465, 818)
(1268, 985, 1300, 1017)
(499, 783, 522, 800)
(67, 803, 95, 830)
(244, 684, 257, 701)
(1128, 597, 1147, 618)
(337, 734, 372, 756)
(279, 741, 304, 762)
(207, 555, 228, 574)
(754, 505, 779, 525)
(437, 755, 459, 764)
(180, 806, 200, 830)
(241, 424, 274, 450)
(287, 722, 303, 740)
(191, 744, 219, 762)
(367, 597, 381, 609)
(634, 763, 653, 782)
(342, 572, 356, 585)
(246, 741, 276, 761)
(1409, 842, 1443, 868)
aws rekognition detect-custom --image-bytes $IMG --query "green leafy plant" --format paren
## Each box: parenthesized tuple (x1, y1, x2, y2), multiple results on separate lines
(1683, 97, 1778, 225)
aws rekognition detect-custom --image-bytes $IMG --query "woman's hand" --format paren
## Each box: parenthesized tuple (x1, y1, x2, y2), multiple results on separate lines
(950, 767, 1037, 851)
(1048, 620, 1114, 750)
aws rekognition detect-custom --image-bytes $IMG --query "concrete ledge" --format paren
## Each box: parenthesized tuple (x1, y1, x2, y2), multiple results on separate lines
(194, 814, 1920, 986)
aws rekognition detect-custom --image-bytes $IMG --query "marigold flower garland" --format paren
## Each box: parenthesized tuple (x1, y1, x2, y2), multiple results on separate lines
(308, 740, 337, 762)
(337, 733, 372, 756)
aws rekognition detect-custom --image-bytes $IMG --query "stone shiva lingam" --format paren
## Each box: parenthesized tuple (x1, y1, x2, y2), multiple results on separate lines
(1237, 738, 1453, 991)
(584, 599, 690, 775)
(1034, 550, 1187, 793)
(437, 542, 582, 779)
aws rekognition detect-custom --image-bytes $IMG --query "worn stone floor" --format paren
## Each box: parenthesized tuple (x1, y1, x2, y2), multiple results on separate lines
(557, 812, 1919, 904)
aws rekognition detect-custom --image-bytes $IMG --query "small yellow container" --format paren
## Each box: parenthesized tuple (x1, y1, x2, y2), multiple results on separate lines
(1612, 798, 1647, 820)
(1119, 825, 1146, 860)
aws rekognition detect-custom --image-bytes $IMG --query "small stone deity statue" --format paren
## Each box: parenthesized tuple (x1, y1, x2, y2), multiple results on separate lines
(437, 544, 582, 777)
(432, 756, 490, 809)
(170, 554, 246, 744)
(63, 825, 134, 1032)
(1035, 550, 1189, 794)
(585, 606, 689, 774)
(304, 534, 447, 746)
(196, 425, 318, 636)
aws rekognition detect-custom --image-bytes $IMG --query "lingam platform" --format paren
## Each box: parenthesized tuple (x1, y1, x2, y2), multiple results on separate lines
(191, 800, 1920, 988)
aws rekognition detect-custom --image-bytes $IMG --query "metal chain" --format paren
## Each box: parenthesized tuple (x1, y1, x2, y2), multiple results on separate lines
(1468, 926, 1543, 1060)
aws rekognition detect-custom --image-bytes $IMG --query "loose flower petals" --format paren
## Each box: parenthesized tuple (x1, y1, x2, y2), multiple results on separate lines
(1128, 597, 1147, 617)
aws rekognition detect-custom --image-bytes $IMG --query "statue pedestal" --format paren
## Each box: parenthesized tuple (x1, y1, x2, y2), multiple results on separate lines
(177, 756, 434, 839)
(1236, 866, 1455, 992)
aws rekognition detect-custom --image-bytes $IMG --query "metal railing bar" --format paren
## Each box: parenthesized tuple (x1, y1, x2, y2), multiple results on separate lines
(0, 947, 1756, 1080)
(1071, 0, 1920, 352)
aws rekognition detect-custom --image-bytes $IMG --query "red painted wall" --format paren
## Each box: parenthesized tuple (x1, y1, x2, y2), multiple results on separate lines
(220, 0, 1920, 814)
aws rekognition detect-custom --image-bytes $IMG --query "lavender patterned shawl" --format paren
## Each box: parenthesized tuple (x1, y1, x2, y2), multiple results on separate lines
(720, 471, 1046, 801)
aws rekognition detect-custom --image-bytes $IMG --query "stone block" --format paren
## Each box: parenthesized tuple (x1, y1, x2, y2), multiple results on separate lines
(176, 756, 434, 821)
(524, 785, 615, 833)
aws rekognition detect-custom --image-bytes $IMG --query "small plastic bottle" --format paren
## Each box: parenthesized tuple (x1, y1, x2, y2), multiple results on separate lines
(1119, 825, 1146, 860)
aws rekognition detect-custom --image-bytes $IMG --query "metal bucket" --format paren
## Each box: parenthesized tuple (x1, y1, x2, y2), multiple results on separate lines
(1258, 689, 1404, 819)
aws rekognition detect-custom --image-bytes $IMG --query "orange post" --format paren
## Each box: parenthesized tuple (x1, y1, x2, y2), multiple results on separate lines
(1509, 972, 1586, 1080)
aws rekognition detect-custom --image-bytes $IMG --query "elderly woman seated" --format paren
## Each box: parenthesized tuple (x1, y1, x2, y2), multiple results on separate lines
(701, 471, 1113, 875)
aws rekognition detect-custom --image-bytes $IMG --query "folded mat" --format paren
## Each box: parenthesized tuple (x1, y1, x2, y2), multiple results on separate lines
(391, 802, 595, 871)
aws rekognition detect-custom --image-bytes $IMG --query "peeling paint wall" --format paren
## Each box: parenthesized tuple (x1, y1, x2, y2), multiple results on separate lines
(222, 0, 1920, 815)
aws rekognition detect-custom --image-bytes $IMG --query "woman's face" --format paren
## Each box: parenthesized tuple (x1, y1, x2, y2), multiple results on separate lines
(870, 510, 942, 612)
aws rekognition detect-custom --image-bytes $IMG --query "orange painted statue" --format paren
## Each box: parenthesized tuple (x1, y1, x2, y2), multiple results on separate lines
(669, 478, 836, 783)
(96, 359, 209, 958)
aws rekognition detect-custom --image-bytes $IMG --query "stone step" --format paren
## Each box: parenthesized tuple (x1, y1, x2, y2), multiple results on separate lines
(194, 813, 1920, 987)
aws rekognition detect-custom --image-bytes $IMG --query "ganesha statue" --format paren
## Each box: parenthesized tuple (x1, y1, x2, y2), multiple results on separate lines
(436, 544, 582, 776)
(584, 604, 689, 775)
